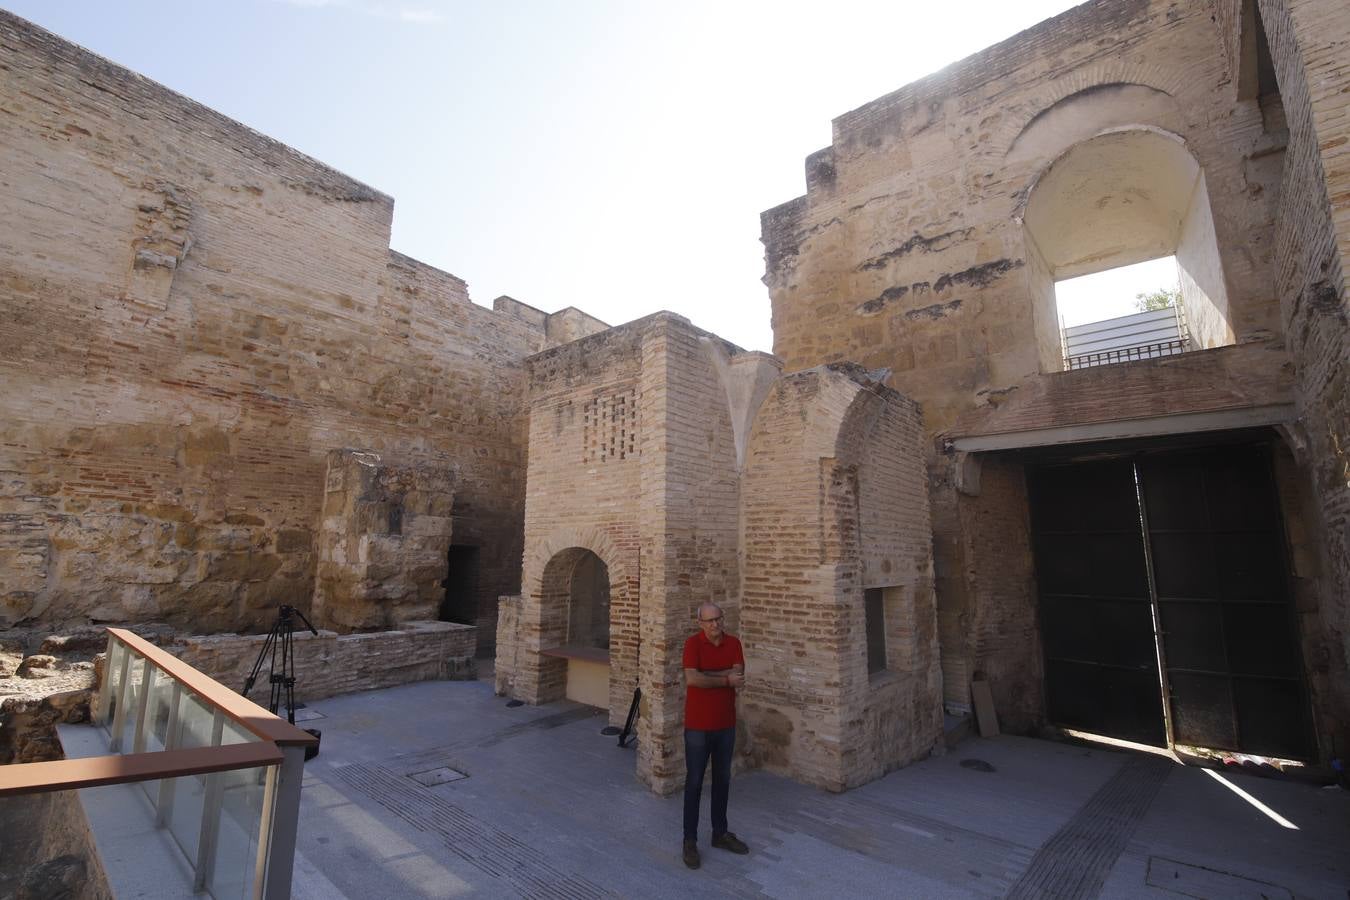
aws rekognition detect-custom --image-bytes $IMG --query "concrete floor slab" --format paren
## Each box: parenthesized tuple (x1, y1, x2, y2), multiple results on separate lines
(288, 678, 1350, 899)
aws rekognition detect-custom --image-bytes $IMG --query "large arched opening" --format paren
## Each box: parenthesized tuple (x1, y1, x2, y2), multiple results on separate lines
(1022, 128, 1234, 372)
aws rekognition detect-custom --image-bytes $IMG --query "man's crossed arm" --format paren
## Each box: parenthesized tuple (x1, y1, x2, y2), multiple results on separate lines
(685, 664, 744, 689)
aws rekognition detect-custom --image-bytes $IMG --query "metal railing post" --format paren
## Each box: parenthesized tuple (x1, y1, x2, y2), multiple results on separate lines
(108, 645, 135, 752)
(96, 637, 118, 725)
(252, 763, 279, 899)
(259, 745, 306, 900)
(155, 681, 183, 828)
(193, 709, 227, 893)
(132, 659, 154, 754)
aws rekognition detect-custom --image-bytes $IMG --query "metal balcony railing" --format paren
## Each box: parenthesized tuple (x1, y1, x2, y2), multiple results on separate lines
(1066, 337, 1191, 370)
(1061, 305, 1192, 371)
(0, 628, 318, 899)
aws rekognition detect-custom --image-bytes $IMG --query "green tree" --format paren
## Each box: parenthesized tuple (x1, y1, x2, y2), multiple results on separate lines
(1135, 286, 1180, 312)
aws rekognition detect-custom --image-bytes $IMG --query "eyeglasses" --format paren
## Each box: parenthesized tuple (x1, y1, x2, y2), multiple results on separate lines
(698, 615, 724, 623)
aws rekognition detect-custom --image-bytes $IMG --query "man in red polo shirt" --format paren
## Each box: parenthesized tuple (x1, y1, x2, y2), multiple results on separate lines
(681, 601, 749, 869)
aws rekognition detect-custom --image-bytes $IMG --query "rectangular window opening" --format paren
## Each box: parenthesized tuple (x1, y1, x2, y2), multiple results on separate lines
(865, 587, 887, 675)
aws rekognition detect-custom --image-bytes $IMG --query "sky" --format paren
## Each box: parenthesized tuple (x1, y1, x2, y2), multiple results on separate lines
(1056, 257, 1180, 327)
(0, 0, 1170, 352)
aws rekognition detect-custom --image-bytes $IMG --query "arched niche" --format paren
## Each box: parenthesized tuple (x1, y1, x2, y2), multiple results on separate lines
(565, 550, 611, 650)
(1022, 129, 1235, 372)
(539, 547, 613, 709)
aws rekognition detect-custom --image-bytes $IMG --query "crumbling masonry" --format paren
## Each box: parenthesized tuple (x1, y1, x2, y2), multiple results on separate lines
(2, 0, 1349, 795)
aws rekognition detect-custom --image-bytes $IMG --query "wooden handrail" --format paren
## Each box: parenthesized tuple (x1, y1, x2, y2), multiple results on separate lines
(107, 628, 318, 748)
(0, 741, 282, 797)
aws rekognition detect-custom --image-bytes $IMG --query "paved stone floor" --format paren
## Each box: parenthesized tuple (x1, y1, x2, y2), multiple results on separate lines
(290, 678, 1350, 899)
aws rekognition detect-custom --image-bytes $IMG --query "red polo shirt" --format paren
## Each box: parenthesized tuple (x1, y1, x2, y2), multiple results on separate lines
(683, 631, 744, 731)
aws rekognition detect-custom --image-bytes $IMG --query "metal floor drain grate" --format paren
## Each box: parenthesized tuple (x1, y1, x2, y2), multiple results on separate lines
(408, 766, 468, 787)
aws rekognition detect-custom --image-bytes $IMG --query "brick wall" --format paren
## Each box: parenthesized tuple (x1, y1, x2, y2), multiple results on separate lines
(173, 620, 476, 704)
(498, 321, 644, 715)
(635, 315, 743, 793)
(0, 13, 552, 647)
(497, 313, 745, 793)
(740, 366, 940, 791)
(757, 0, 1348, 746)
(1258, 0, 1350, 753)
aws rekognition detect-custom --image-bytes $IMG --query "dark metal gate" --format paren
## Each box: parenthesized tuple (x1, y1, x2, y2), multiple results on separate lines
(1028, 443, 1313, 759)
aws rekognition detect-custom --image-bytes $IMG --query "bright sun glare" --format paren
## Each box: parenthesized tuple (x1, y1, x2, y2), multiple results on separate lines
(1054, 257, 1181, 328)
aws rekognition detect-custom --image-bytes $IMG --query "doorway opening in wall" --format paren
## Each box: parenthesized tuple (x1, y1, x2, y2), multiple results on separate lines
(1023, 128, 1237, 373)
(1025, 432, 1315, 763)
(439, 545, 479, 625)
(539, 548, 612, 710)
(1054, 256, 1189, 370)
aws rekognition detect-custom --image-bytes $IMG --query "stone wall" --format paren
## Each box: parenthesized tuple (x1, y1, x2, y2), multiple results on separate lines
(0, 788, 113, 900)
(1257, 0, 1350, 752)
(758, 0, 1347, 756)
(635, 315, 744, 793)
(498, 312, 747, 793)
(313, 449, 455, 631)
(172, 620, 476, 704)
(502, 321, 646, 713)
(957, 457, 1041, 732)
(0, 12, 608, 649)
(740, 365, 941, 791)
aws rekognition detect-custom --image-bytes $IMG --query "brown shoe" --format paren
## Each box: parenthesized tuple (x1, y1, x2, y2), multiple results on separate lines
(711, 831, 749, 854)
(682, 839, 700, 869)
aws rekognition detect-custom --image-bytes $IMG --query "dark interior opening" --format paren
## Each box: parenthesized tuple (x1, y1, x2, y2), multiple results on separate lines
(1254, 4, 1286, 133)
(440, 545, 480, 625)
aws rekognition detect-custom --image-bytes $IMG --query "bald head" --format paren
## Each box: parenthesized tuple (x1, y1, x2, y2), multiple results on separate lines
(697, 602, 723, 621)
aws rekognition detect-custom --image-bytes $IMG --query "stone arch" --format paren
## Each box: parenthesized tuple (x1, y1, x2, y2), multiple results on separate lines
(1005, 84, 1183, 166)
(536, 547, 611, 653)
(522, 525, 632, 610)
(983, 60, 1188, 158)
(518, 525, 637, 719)
(1018, 127, 1234, 373)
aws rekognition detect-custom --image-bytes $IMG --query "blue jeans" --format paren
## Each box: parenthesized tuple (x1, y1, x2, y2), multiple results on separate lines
(683, 726, 735, 841)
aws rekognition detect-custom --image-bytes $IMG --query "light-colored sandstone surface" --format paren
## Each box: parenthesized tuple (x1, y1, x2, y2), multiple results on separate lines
(496, 313, 942, 793)
(2, 0, 1348, 799)
(761, 0, 1349, 764)
(0, 11, 604, 651)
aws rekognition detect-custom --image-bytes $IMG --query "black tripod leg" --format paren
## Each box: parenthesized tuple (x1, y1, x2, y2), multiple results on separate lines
(243, 626, 278, 697)
(282, 615, 296, 725)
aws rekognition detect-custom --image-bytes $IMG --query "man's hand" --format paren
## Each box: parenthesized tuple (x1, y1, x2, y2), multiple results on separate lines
(726, 671, 745, 689)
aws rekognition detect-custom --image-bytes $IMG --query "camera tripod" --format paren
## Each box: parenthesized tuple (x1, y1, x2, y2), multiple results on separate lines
(243, 605, 319, 737)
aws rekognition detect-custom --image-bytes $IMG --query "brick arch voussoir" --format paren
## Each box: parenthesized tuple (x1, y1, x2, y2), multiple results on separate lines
(523, 526, 631, 606)
(984, 60, 1188, 161)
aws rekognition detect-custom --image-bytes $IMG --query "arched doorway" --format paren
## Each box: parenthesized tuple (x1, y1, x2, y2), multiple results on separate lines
(566, 551, 610, 650)
(539, 548, 612, 709)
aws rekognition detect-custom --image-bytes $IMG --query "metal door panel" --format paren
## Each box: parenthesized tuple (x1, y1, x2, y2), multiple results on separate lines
(1234, 679, 1309, 759)
(1030, 443, 1313, 759)
(1168, 671, 1237, 748)
(1030, 460, 1164, 746)
(1139, 445, 1313, 760)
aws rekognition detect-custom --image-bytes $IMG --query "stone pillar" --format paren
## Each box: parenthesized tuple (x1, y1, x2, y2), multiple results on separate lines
(311, 449, 455, 632)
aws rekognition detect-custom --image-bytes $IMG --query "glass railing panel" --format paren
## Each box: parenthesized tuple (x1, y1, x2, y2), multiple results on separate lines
(136, 666, 179, 809)
(100, 639, 124, 727)
(60, 630, 311, 900)
(208, 763, 270, 900)
(115, 657, 148, 752)
(219, 718, 257, 746)
(160, 689, 218, 864)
